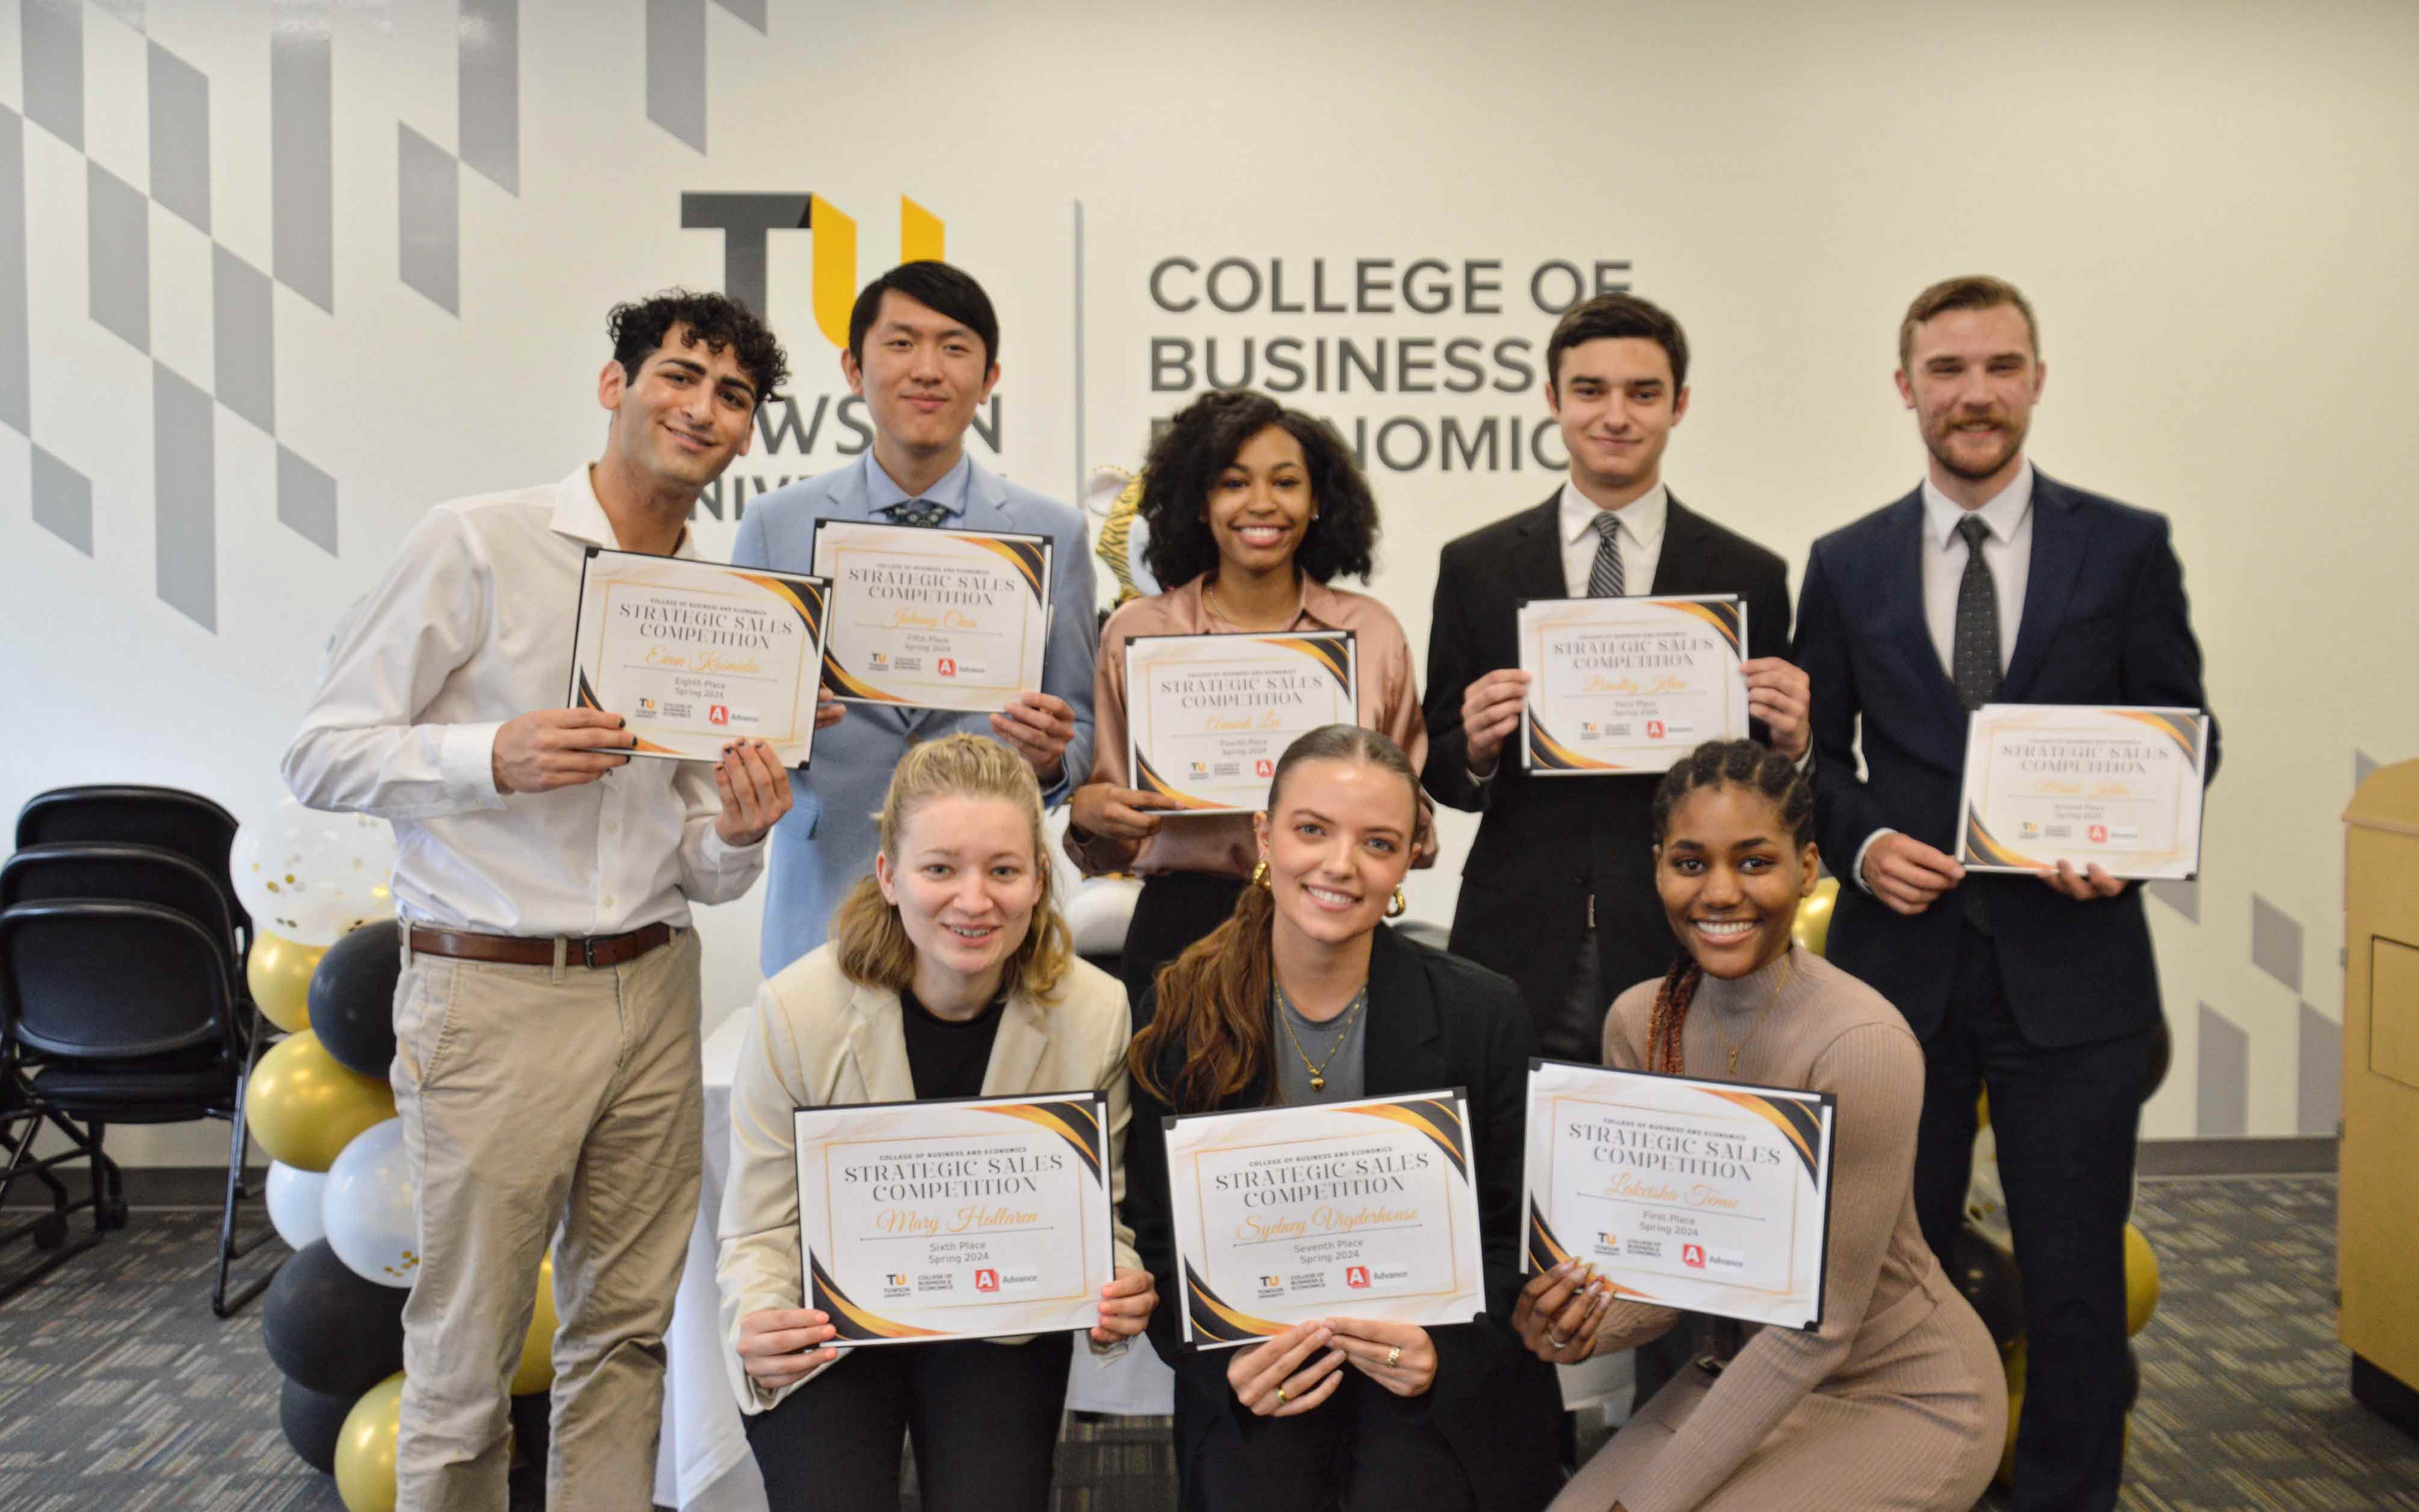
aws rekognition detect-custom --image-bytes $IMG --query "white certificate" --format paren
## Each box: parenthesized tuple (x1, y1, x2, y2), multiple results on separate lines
(1522, 1059, 1834, 1332)
(1517, 595, 1749, 775)
(1956, 704, 2212, 880)
(1163, 1091, 1486, 1350)
(1125, 630, 1360, 815)
(811, 520, 1053, 712)
(791, 1092, 1116, 1345)
(566, 547, 830, 765)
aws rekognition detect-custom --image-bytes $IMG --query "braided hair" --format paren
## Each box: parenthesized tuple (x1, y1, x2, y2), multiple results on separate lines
(1643, 740, 1816, 1074)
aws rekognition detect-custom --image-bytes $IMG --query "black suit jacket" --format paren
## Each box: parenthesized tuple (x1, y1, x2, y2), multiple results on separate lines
(1423, 493, 1794, 1049)
(1795, 472, 2218, 1047)
(1122, 926, 1561, 1512)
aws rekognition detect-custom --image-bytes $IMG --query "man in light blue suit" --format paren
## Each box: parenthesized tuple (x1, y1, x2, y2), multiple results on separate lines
(733, 262, 1097, 975)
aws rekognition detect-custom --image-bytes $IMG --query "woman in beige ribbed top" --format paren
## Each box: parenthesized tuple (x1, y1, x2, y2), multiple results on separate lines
(1515, 740, 2005, 1512)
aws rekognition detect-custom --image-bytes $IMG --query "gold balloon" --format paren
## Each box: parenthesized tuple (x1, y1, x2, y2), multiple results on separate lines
(246, 1029, 396, 1172)
(1977, 1088, 1991, 1130)
(1997, 1338, 2026, 1486)
(334, 1372, 404, 1512)
(512, 1255, 558, 1397)
(2124, 1223, 2161, 1336)
(248, 931, 326, 1034)
(1792, 876, 1839, 957)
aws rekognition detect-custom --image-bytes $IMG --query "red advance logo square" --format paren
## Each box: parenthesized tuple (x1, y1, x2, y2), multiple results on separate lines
(1682, 1243, 1706, 1269)
(975, 1268, 999, 1292)
(708, 705, 729, 726)
(1345, 1265, 1371, 1289)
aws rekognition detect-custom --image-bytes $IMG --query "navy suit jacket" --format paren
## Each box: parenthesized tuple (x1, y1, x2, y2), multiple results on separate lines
(1795, 472, 2217, 1048)
(731, 456, 1097, 977)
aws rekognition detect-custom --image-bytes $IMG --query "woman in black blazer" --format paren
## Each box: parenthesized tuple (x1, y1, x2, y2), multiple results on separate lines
(1123, 725, 1561, 1512)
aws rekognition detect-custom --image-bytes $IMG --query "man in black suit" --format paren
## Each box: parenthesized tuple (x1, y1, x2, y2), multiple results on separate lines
(1795, 275, 2216, 1512)
(1424, 293, 1809, 1063)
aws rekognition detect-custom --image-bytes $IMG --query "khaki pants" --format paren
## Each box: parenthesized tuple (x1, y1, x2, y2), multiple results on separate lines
(390, 927, 704, 1512)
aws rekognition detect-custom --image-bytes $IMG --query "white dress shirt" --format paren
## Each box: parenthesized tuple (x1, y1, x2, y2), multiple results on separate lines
(1852, 461, 2036, 890)
(283, 467, 766, 936)
(1557, 480, 1668, 597)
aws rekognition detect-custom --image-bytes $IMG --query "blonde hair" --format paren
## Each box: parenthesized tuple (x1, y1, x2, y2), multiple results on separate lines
(830, 733, 1074, 1003)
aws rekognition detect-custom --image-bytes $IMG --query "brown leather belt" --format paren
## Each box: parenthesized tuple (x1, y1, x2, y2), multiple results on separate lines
(407, 922, 675, 970)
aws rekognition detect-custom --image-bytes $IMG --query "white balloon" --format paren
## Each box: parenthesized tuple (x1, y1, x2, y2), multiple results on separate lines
(321, 1118, 420, 1289)
(232, 797, 399, 947)
(265, 1161, 328, 1252)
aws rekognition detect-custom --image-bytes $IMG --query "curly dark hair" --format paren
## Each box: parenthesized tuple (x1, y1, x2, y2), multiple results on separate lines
(606, 288, 790, 406)
(1138, 390, 1379, 589)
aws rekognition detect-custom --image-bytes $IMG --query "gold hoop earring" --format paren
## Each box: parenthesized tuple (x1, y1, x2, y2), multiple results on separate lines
(1385, 888, 1407, 918)
(1251, 859, 1271, 890)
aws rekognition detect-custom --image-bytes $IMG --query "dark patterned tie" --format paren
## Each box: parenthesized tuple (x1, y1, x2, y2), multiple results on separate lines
(882, 498, 950, 529)
(1952, 515, 2002, 711)
(1586, 512, 1625, 597)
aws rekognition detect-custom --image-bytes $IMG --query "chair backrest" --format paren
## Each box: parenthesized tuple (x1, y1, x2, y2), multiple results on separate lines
(13, 785, 248, 938)
(0, 901, 237, 1061)
(0, 843, 239, 951)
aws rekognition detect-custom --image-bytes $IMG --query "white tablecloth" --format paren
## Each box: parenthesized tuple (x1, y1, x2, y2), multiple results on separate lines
(653, 1013, 1178, 1511)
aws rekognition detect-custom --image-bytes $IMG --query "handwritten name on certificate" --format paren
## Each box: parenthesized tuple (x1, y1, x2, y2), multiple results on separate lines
(1518, 595, 1748, 775)
(1522, 1060, 1834, 1331)
(567, 547, 831, 766)
(811, 520, 1052, 713)
(1163, 1092, 1485, 1350)
(791, 1092, 1116, 1345)
(1125, 631, 1359, 815)
(1958, 704, 2211, 880)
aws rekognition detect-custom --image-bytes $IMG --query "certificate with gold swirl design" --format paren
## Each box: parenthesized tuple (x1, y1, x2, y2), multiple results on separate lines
(1125, 630, 1359, 815)
(1956, 704, 2210, 879)
(1517, 595, 1748, 775)
(1523, 1059, 1834, 1331)
(811, 520, 1053, 712)
(1163, 1090, 1484, 1349)
(791, 1091, 1114, 1345)
(565, 546, 830, 765)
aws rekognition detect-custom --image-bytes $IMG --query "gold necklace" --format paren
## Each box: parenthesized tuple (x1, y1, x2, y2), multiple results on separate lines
(1709, 951, 1793, 1077)
(1204, 578, 1297, 633)
(1274, 982, 1368, 1093)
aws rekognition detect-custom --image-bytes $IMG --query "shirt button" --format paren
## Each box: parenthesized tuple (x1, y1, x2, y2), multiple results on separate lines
(602, 894, 616, 909)
(604, 821, 618, 835)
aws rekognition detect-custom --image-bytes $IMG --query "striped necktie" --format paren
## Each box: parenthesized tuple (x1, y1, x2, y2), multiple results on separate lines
(1587, 511, 1626, 597)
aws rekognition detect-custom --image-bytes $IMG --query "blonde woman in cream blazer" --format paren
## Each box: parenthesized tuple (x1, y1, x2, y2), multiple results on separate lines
(716, 734, 1153, 1512)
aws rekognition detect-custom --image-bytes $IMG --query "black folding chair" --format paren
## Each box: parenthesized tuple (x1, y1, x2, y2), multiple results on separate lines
(14, 785, 251, 952)
(0, 900, 272, 1315)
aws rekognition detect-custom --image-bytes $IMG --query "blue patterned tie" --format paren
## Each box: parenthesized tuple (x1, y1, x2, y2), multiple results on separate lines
(882, 499, 950, 529)
(1952, 515, 2002, 711)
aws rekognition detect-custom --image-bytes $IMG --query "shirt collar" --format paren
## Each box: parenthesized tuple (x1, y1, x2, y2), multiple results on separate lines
(861, 451, 975, 520)
(552, 465, 697, 558)
(1558, 479, 1668, 550)
(1921, 459, 2034, 552)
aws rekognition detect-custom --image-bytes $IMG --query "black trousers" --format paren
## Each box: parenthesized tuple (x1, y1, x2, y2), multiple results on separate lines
(743, 1333, 1072, 1512)
(1120, 871, 1246, 1016)
(1913, 923, 2146, 1512)
(1183, 1369, 1475, 1512)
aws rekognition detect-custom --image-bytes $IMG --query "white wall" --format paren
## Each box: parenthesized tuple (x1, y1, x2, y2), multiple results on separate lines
(3, 0, 2414, 1161)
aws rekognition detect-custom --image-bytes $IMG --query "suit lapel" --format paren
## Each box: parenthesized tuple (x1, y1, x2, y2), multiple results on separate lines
(1510, 494, 1567, 604)
(840, 982, 916, 1104)
(1649, 496, 1706, 595)
(982, 993, 1050, 1096)
(1878, 490, 1967, 734)
(1999, 473, 2083, 702)
(1360, 927, 1446, 1096)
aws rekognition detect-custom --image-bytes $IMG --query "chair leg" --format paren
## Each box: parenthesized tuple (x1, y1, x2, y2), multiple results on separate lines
(211, 1065, 276, 1318)
(0, 1109, 106, 1307)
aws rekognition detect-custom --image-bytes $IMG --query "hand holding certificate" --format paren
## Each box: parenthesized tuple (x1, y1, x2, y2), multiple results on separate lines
(566, 547, 831, 765)
(1125, 630, 1360, 814)
(791, 1092, 1116, 1345)
(1162, 1091, 1484, 1350)
(1521, 1059, 1834, 1331)
(1957, 705, 2211, 881)
(813, 520, 1053, 713)
(1519, 595, 1749, 775)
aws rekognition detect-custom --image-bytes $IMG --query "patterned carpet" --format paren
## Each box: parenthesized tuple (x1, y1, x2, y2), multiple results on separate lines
(0, 1176, 2411, 1510)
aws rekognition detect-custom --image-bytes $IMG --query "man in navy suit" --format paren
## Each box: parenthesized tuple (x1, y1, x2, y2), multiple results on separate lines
(1796, 275, 2216, 1512)
(734, 262, 1096, 974)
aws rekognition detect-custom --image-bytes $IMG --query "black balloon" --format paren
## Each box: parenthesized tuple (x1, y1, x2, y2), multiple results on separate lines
(2143, 1017, 2172, 1104)
(1950, 1223, 2026, 1349)
(262, 1238, 408, 1397)
(309, 918, 403, 1078)
(280, 1376, 358, 1474)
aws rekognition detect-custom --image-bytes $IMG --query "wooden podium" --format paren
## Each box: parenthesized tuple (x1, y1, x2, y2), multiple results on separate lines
(2342, 757, 2419, 1439)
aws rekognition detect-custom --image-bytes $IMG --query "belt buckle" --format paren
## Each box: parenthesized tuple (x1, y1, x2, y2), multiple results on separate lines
(582, 935, 601, 970)
(1692, 1353, 1726, 1378)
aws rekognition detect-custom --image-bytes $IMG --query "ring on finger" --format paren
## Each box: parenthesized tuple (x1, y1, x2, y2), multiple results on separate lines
(1548, 1333, 1570, 1350)
(1386, 1345, 1402, 1369)
(1276, 1386, 1289, 1407)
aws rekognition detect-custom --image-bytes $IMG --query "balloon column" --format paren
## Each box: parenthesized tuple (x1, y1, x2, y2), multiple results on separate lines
(235, 804, 559, 1508)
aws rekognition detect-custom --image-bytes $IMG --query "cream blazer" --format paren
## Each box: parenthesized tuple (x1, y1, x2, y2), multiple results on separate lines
(716, 944, 1142, 1414)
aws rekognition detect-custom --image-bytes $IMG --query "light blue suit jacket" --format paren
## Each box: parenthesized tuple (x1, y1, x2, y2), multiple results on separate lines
(731, 455, 1098, 976)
